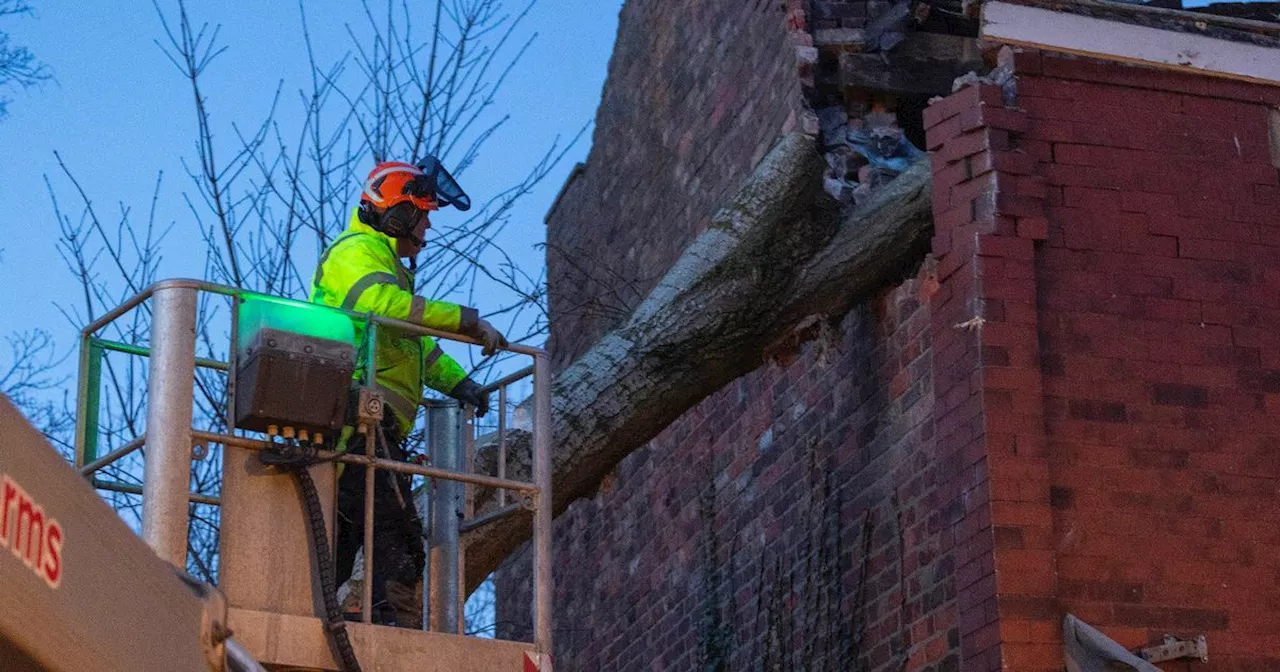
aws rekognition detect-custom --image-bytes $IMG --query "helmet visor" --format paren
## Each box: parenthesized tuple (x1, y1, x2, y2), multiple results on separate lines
(416, 156, 471, 212)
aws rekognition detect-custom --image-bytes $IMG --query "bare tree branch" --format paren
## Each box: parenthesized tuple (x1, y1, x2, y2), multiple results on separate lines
(47, 0, 583, 587)
(0, 0, 49, 119)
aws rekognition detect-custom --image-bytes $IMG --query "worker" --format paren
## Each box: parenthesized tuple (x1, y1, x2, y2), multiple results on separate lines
(310, 157, 508, 627)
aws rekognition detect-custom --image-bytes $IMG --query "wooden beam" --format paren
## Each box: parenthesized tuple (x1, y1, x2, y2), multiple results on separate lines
(840, 33, 987, 96)
(1002, 0, 1280, 39)
(982, 0, 1280, 86)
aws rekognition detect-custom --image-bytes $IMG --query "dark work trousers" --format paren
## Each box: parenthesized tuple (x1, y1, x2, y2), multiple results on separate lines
(333, 414, 426, 626)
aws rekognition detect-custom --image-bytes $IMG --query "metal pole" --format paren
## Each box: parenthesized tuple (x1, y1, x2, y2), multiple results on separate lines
(94, 479, 221, 506)
(459, 407, 474, 633)
(80, 285, 156, 338)
(369, 314, 544, 357)
(225, 292, 239, 449)
(225, 638, 268, 672)
(532, 353, 553, 653)
(498, 386, 507, 507)
(93, 338, 228, 371)
(477, 365, 535, 395)
(421, 417, 434, 632)
(73, 335, 90, 468)
(190, 429, 538, 492)
(79, 436, 146, 477)
(361, 316, 378, 624)
(427, 402, 461, 634)
(458, 501, 524, 534)
(362, 426, 376, 624)
(83, 341, 103, 465)
(141, 284, 199, 566)
(73, 336, 100, 468)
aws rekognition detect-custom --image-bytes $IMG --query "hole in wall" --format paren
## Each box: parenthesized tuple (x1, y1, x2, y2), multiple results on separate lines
(896, 95, 931, 152)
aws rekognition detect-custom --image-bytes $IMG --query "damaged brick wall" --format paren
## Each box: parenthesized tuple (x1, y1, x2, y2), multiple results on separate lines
(500, 273, 964, 671)
(501, 1, 971, 669)
(543, 0, 807, 373)
(924, 52, 1280, 670)
(504, 0, 1280, 669)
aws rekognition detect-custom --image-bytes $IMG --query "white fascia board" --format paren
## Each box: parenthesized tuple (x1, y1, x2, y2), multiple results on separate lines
(982, 1, 1280, 86)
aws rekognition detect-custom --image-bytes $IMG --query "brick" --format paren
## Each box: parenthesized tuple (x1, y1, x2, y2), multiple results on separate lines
(974, 105, 1031, 134)
(935, 128, 1002, 165)
(1018, 95, 1077, 122)
(1142, 297, 1200, 322)
(976, 234, 1034, 261)
(1068, 399, 1128, 423)
(934, 153, 975, 189)
(1112, 605, 1230, 631)
(1010, 175, 1048, 199)
(927, 113, 965, 150)
(1016, 77, 1082, 102)
(1053, 143, 1100, 166)
(998, 595, 1058, 621)
(991, 150, 1037, 176)
(1002, 642, 1065, 670)
(1203, 77, 1279, 104)
(950, 173, 1000, 210)
(925, 84, 1005, 131)
(959, 104, 988, 134)
(1017, 218, 1049, 241)
(1120, 190, 1178, 215)
(996, 193, 1047, 219)
(934, 201, 976, 233)
(1043, 163, 1121, 190)
(1062, 186, 1120, 211)
(1010, 48, 1041, 75)
(1179, 237, 1239, 261)
(1238, 369, 1280, 394)
(1028, 118, 1079, 143)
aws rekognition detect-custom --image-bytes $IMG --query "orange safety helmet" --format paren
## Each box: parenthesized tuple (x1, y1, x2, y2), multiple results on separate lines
(361, 157, 471, 212)
(358, 157, 470, 245)
(362, 161, 439, 212)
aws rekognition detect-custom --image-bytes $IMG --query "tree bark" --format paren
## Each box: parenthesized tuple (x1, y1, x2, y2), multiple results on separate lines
(464, 133, 934, 591)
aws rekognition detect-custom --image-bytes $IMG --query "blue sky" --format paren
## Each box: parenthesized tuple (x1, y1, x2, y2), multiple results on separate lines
(0, 1, 621, 361)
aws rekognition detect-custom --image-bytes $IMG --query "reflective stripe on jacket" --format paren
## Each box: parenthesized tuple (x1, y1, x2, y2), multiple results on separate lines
(310, 209, 472, 431)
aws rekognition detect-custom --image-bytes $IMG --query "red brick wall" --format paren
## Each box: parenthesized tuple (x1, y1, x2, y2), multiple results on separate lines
(925, 53, 1280, 670)
(512, 1, 1280, 667)
(544, 0, 807, 373)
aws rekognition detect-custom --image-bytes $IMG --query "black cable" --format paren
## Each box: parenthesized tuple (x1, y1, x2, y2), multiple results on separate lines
(263, 438, 362, 672)
(295, 465, 362, 672)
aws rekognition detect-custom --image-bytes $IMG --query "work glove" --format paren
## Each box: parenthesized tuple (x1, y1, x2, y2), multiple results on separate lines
(462, 316, 509, 357)
(448, 378, 490, 417)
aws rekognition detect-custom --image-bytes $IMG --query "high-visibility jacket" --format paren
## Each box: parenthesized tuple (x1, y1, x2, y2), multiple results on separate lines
(310, 209, 473, 432)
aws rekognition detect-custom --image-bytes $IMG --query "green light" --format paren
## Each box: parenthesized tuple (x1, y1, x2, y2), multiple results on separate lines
(235, 293, 356, 353)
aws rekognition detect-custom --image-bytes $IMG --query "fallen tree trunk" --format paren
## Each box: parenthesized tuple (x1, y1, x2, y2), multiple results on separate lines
(465, 133, 934, 591)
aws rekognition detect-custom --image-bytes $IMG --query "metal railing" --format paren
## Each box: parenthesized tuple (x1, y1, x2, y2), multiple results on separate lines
(72, 278, 553, 652)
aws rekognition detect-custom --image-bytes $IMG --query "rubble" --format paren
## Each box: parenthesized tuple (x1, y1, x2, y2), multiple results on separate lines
(822, 110, 925, 205)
